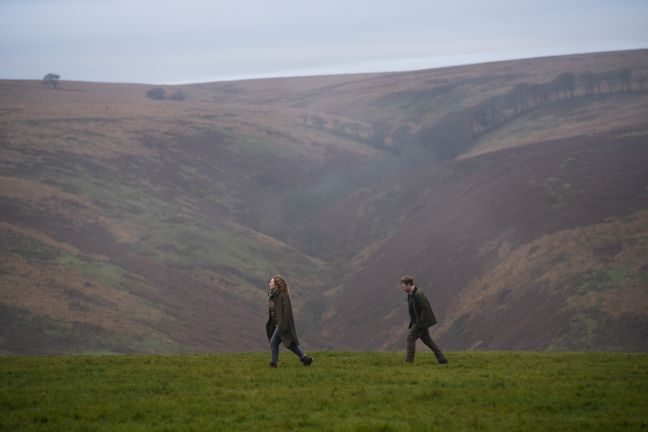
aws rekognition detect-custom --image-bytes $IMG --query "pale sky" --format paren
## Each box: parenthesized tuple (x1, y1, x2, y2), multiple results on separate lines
(1, 0, 647, 84)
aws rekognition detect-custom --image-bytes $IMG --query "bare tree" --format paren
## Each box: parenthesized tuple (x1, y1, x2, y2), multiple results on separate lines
(42, 73, 60, 88)
(510, 83, 532, 114)
(593, 74, 602, 94)
(580, 71, 598, 96)
(529, 83, 549, 107)
(566, 73, 577, 99)
(618, 68, 632, 92)
(602, 71, 619, 93)
(555, 72, 576, 99)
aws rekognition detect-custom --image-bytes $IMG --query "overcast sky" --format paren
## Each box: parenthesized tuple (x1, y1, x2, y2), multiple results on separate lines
(2, 0, 647, 84)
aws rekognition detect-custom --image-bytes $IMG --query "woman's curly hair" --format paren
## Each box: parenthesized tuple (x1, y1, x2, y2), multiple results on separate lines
(272, 275, 289, 295)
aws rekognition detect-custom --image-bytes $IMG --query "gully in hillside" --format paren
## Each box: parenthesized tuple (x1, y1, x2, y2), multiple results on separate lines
(266, 275, 313, 368)
(400, 275, 448, 364)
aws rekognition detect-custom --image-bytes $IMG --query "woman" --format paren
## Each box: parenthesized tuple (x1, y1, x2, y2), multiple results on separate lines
(266, 275, 313, 368)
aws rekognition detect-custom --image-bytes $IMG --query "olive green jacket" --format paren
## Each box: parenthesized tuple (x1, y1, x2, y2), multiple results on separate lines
(266, 291, 300, 347)
(408, 287, 438, 330)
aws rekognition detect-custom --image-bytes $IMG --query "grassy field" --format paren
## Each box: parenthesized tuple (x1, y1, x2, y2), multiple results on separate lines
(1, 352, 646, 431)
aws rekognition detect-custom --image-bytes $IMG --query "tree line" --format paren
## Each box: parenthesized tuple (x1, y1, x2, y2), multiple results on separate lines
(296, 68, 647, 159)
(469, 68, 641, 137)
(296, 113, 396, 154)
(417, 67, 646, 160)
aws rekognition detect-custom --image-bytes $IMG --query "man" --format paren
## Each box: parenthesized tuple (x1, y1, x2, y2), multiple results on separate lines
(400, 275, 448, 364)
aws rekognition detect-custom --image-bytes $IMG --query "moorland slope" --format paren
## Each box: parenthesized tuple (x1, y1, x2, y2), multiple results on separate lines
(1, 49, 647, 353)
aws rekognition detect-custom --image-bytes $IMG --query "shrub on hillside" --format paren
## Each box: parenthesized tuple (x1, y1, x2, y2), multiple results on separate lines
(42, 73, 60, 89)
(146, 87, 185, 101)
(146, 87, 166, 100)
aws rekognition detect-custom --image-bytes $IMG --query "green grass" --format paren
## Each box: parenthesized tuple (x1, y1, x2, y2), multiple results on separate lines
(1, 352, 646, 431)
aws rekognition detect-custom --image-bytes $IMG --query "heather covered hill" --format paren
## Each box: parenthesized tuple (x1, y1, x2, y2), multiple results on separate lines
(0, 80, 384, 353)
(312, 133, 648, 351)
(192, 49, 648, 156)
(1, 49, 648, 354)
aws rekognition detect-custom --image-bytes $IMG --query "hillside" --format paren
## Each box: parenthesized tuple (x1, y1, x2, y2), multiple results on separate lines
(1, 49, 648, 353)
(0, 80, 380, 352)
(312, 132, 648, 351)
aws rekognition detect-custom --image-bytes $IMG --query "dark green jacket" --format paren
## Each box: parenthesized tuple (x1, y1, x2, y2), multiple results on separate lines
(408, 287, 438, 330)
(266, 291, 300, 347)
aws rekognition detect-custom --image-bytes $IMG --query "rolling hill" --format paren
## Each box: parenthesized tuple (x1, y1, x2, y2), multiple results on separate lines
(1, 49, 647, 353)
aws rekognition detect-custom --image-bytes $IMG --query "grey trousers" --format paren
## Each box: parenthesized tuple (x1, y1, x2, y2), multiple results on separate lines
(406, 327, 446, 362)
(270, 326, 304, 364)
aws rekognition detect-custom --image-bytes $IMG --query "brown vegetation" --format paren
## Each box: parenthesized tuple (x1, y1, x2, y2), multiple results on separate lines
(1, 49, 647, 353)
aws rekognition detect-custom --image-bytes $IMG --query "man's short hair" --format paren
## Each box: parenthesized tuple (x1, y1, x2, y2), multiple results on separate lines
(400, 275, 414, 286)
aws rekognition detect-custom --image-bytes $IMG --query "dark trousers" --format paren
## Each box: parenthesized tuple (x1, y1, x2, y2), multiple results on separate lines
(270, 326, 304, 364)
(406, 327, 446, 362)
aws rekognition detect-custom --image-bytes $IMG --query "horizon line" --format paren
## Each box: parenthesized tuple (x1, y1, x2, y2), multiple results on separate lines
(2, 47, 647, 87)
